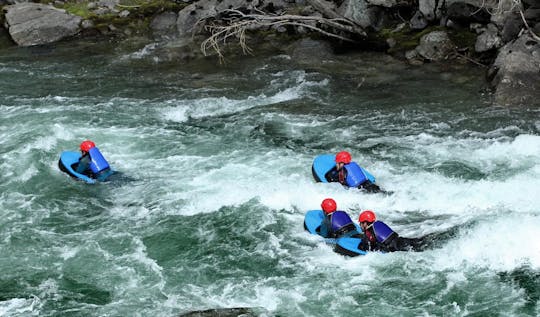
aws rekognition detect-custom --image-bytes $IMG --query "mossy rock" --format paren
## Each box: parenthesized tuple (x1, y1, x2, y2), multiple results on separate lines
(447, 28, 477, 51)
(55, 1, 97, 20)
(378, 24, 477, 54)
(379, 25, 447, 54)
(52, 0, 186, 29)
(118, 0, 187, 14)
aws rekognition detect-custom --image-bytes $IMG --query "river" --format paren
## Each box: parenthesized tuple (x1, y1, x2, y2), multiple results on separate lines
(0, 40, 539, 316)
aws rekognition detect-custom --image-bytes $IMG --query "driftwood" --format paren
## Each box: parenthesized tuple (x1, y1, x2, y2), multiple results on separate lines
(518, 8, 540, 42)
(198, 7, 366, 61)
(482, 0, 540, 41)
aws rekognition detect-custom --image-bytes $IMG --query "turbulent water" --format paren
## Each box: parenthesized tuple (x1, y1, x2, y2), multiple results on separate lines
(0, 40, 539, 317)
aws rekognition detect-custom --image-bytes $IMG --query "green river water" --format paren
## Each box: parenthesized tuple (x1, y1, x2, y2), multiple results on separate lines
(0, 40, 539, 317)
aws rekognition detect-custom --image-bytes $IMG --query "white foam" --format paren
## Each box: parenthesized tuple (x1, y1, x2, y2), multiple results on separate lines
(0, 297, 40, 316)
(161, 71, 328, 123)
(55, 245, 81, 260)
(122, 43, 159, 60)
(161, 93, 292, 123)
(432, 214, 540, 271)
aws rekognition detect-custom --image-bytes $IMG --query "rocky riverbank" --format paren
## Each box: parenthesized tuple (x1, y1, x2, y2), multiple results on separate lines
(1, 0, 539, 107)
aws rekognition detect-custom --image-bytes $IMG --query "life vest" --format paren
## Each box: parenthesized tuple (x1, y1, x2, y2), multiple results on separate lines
(344, 162, 368, 187)
(320, 210, 357, 238)
(88, 147, 110, 175)
(372, 221, 397, 243)
(330, 211, 354, 232)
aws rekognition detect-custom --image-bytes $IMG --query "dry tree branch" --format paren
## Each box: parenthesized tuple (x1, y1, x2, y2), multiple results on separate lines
(471, 0, 539, 42)
(452, 50, 488, 67)
(198, 9, 366, 61)
(518, 6, 540, 41)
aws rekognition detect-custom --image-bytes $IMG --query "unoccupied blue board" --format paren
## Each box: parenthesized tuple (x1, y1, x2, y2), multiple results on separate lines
(59, 151, 96, 184)
(312, 154, 336, 183)
(304, 209, 367, 256)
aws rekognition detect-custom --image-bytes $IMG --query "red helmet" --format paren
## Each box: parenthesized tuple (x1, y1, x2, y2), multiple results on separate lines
(80, 140, 96, 152)
(359, 210, 376, 223)
(335, 151, 352, 164)
(321, 198, 337, 214)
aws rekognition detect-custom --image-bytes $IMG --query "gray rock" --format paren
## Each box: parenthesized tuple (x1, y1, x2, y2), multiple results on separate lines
(522, 0, 540, 8)
(501, 13, 523, 43)
(470, 22, 484, 34)
(410, 10, 428, 30)
(534, 22, 540, 35)
(260, 0, 288, 13)
(475, 23, 502, 52)
(445, 0, 493, 9)
(415, 31, 455, 61)
(176, 0, 261, 37)
(338, 0, 374, 29)
(97, 0, 119, 10)
(4, 3, 82, 46)
(118, 10, 130, 18)
(151, 11, 178, 38)
(417, 0, 514, 26)
(419, 0, 437, 21)
(490, 0, 521, 27)
(405, 49, 418, 60)
(93, 7, 110, 15)
(489, 33, 540, 106)
(176, 0, 218, 37)
(3, 0, 29, 4)
(81, 19, 95, 29)
(446, 2, 491, 25)
(366, 0, 397, 8)
(214, 0, 255, 12)
(524, 8, 540, 21)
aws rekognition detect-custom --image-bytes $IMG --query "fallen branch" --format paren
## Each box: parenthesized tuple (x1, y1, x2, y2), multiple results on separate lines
(198, 9, 366, 61)
(518, 7, 540, 42)
(453, 50, 488, 67)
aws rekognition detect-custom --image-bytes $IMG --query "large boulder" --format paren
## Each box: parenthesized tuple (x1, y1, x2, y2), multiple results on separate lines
(488, 33, 540, 106)
(3, 3, 82, 46)
(176, 0, 217, 37)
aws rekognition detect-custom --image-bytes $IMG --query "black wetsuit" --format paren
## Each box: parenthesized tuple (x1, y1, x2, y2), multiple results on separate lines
(358, 226, 428, 252)
(325, 166, 382, 193)
(75, 152, 94, 177)
(325, 166, 347, 185)
(358, 227, 384, 252)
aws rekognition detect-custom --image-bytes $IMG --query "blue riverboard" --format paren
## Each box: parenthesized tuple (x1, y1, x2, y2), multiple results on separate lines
(360, 166, 375, 184)
(59, 151, 96, 184)
(304, 209, 367, 256)
(312, 154, 336, 183)
(304, 209, 326, 234)
(312, 154, 376, 184)
(335, 237, 368, 256)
